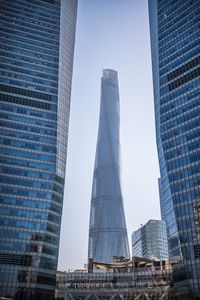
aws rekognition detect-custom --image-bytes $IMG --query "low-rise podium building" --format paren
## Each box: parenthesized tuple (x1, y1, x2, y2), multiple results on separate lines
(55, 257, 174, 300)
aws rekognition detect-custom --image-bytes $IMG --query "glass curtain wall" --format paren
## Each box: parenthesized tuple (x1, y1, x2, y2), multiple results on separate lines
(0, 0, 77, 299)
(88, 70, 130, 264)
(149, 0, 200, 297)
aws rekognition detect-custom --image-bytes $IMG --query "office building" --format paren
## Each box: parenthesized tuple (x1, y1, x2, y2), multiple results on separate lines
(0, 0, 77, 299)
(88, 69, 130, 264)
(148, 0, 200, 297)
(132, 220, 169, 260)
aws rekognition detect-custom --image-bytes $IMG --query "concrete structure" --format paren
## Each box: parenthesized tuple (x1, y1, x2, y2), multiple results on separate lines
(132, 220, 169, 260)
(0, 0, 77, 299)
(88, 69, 130, 264)
(148, 0, 200, 298)
(55, 258, 174, 300)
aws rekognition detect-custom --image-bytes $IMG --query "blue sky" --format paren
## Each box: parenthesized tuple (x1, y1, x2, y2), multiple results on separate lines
(58, 0, 160, 270)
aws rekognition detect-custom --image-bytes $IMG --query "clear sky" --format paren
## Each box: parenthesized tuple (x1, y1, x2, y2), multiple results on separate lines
(58, 0, 160, 271)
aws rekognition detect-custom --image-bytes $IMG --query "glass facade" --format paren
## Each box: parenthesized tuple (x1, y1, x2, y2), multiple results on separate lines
(88, 69, 130, 264)
(149, 0, 200, 297)
(132, 220, 169, 260)
(0, 0, 77, 299)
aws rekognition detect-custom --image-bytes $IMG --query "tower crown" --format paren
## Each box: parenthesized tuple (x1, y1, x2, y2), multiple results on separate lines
(102, 69, 118, 84)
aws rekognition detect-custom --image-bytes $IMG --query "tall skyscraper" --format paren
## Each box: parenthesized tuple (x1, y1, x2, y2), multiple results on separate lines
(132, 220, 169, 260)
(88, 69, 130, 264)
(0, 0, 77, 299)
(149, 0, 200, 298)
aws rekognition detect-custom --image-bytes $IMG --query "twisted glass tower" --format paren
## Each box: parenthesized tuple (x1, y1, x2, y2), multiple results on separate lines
(88, 69, 130, 264)
(0, 0, 77, 299)
(149, 0, 200, 298)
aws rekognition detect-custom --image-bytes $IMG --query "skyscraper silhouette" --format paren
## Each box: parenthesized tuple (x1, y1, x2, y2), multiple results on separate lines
(88, 69, 130, 264)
